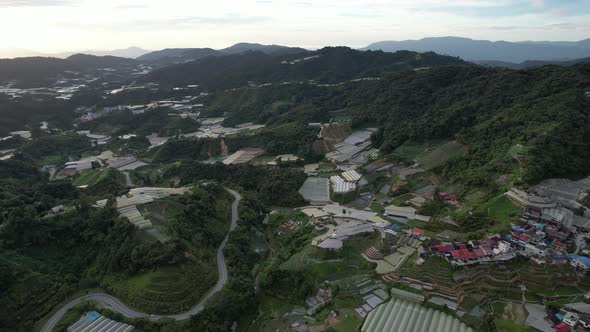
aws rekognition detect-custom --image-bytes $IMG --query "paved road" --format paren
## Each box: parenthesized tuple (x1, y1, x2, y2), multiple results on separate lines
(41, 189, 241, 332)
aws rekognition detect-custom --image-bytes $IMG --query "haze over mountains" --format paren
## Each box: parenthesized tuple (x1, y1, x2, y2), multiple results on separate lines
(363, 37, 590, 63)
(4, 38, 590, 67)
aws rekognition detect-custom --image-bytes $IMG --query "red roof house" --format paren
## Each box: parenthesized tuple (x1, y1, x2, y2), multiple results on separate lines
(412, 228, 425, 237)
(554, 322, 570, 332)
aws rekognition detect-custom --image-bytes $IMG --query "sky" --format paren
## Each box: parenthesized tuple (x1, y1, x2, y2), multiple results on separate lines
(0, 0, 589, 56)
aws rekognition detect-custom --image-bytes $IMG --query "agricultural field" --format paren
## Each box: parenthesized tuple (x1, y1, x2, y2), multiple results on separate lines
(72, 169, 102, 187)
(477, 195, 520, 233)
(416, 141, 467, 170)
(390, 141, 442, 164)
(102, 264, 216, 314)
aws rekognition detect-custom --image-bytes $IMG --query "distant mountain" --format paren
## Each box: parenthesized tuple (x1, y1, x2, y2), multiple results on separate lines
(137, 43, 308, 64)
(363, 37, 590, 63)
(136, 48, 220, 64)
(0, 47, 150, 59)
(68, 47, 150, 59)
(478, 57, 590, 69)
(0, 54, 138, 87)
(143, 47, 466, 90)
(66, 53, 137, 67)
(219, 42, 307, 55)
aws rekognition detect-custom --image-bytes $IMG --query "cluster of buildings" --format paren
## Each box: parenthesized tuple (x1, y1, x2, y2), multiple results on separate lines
(58, 150, 147, 178)
(430, 237, 517, 267)
(95, 187, 189, 230)
(330, 170, 362, 194)
(352, 278, 390, 319)
(504, 184, 590, 271)
(305, 287, 333, 315)
(526, 302, 590, 332)
(326, 129, 378, 170)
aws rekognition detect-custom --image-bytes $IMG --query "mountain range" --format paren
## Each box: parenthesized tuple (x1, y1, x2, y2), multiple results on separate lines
(362, 37, 590, 63)
(136, 42, 308, 64)
(0, 47, 151, 60)
(4, 38, 590, 65)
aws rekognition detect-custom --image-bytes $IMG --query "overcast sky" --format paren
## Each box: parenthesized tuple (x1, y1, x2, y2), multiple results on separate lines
(1, 0, 589, 55)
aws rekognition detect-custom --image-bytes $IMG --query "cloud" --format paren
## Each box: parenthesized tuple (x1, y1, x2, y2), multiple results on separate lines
(0, 0, 70, 6)
(530, 0, 544, 8)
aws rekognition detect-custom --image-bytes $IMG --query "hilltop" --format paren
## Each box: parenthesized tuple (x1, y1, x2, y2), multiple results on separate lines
(143, 47, 465, 89)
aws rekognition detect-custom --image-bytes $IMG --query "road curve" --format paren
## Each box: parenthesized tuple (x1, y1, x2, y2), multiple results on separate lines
(41, 189, 241, 332)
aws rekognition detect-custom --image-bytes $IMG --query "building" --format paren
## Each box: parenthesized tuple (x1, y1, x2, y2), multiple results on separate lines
(563, 312, 579, 328)
(67, 311, 134, 332)
(384, 205, 431, 222)
(570, 255, 590, 272)
(361, 297, 472, 332)
(298, 177, 330, 205)
(505, 188, 556, 211)
(384, 205, 417, 219)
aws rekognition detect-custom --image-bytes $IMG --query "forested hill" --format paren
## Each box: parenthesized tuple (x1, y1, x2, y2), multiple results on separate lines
(348, 63, 590, 185)
(143, 47, 466, 90)
(136, 42, 307, 64)
(201, 62, 590, 187)
(0, 54, 137, 87)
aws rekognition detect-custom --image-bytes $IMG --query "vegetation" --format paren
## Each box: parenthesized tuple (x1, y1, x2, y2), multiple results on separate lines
(0, 158, 233, 330)
(167, 162, 307, 206)
(145, 47, 465, 90)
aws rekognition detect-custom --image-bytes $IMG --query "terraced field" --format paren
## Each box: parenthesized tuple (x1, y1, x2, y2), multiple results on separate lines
(399, 256, 455, 286)
(104, 264, 217, 314)
(416, 141, 467, 170)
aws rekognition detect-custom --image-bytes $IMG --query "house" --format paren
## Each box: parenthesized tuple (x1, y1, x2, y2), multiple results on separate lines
(563, 312, 579, 327)
(498, 241, 511, 253)
(570, 255, 590, 272)
(408, 196, 426, 208)
(51, 205, 64, 214)
(412, 228, 425, 237)
(554, 322, 571, 332)
(439, 192, 458, 201)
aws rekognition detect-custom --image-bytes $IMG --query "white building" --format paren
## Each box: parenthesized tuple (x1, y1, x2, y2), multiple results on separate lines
(384, 205, 417, 220)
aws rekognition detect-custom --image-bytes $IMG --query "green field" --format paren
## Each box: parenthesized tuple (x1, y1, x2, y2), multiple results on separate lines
(416, 141, 466, 170)
(495, 319, 534, 332)
(390, 141, 440, 164)
(103, 264, 216, 314)
(73, 170, 101, 186)
(479, 195, 520, 233)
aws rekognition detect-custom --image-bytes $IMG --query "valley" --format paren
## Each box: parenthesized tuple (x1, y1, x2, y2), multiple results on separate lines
(1, 42, 590, 332)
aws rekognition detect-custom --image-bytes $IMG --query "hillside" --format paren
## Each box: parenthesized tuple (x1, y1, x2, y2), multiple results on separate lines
(201, 62, 590, 186)
(347, 64, 590, 185)
(143, 47, 466, 89)
(137, 42, 307, 64)
(479, 57, 590, 69)
(220, 42, 307, 55)
(0, 57, 73, 86)
(136, 47, 220, 64)
(0, 156, 234, 330)
(363, 37, 590, 63)
(0, 54, 139, 87)
(66, 53, 138, 68)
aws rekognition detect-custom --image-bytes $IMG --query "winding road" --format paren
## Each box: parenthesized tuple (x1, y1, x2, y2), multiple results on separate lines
(41, 189, 241, 332)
